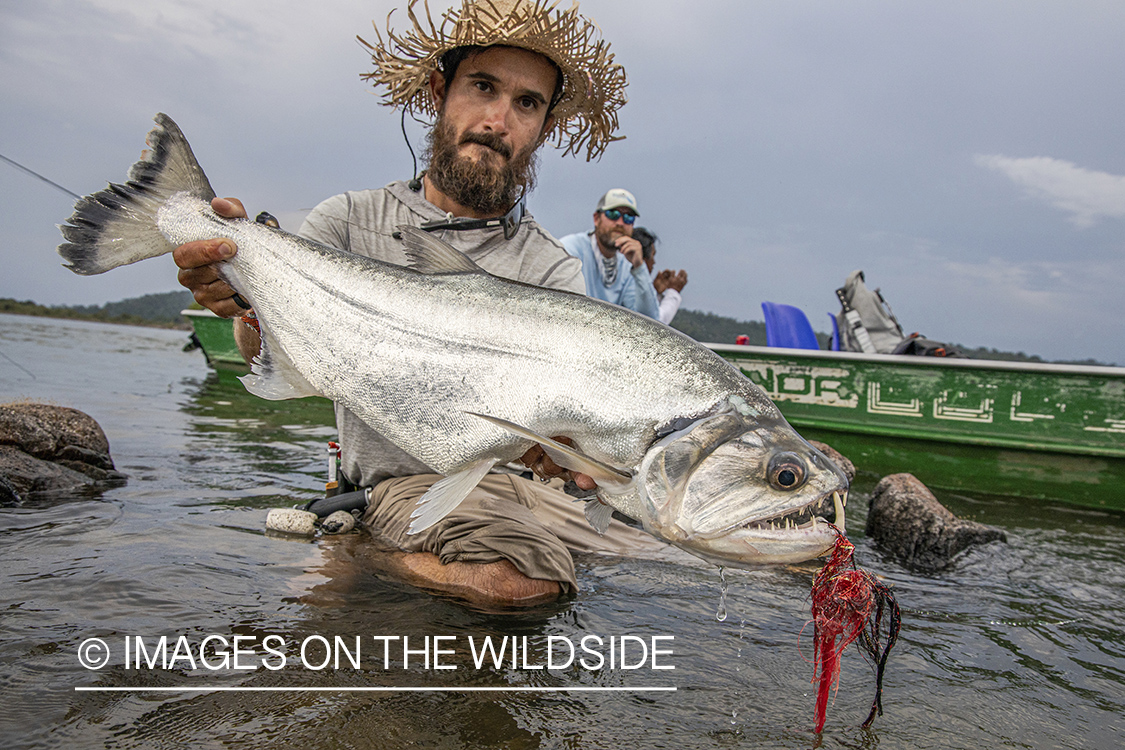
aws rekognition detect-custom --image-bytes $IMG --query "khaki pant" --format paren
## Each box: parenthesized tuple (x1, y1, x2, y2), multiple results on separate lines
(361, 473, 675, 594)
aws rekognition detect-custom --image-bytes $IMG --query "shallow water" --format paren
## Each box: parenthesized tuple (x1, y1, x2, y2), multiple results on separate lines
(1, 312, 1123, 749)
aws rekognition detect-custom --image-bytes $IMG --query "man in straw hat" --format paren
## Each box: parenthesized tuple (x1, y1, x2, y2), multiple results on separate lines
(172, 1, 670, 607)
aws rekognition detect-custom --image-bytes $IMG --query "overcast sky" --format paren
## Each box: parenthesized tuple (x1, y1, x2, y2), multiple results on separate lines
(2, 0, 1123, 364)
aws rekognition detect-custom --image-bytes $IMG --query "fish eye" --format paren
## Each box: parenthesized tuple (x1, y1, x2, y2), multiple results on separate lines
(767, 452, 807, 491)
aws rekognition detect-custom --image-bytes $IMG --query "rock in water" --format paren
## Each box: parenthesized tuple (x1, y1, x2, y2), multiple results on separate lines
(265, 509, 318, 536)
(0, 402, 124, 503)
(865, 473, 1006, 572)
(320, 510, 356, 535)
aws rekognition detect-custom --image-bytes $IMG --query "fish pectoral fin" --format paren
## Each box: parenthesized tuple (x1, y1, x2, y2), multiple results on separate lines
(466, 412, 634, 491)
(407, 458, 499, 535)
(396, 225, 485, 275)
(239, 326, 324, 400)
(584, 499, 614, 536)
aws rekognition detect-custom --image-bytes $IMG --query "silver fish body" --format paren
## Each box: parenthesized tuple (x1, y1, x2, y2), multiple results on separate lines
(59, 114, 849, 568)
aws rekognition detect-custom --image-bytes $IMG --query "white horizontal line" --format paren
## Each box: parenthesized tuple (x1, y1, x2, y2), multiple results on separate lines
(75, 686, 676, 693)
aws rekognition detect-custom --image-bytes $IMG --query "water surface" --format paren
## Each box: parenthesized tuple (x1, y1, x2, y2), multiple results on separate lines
(1, 313, 1123, 749)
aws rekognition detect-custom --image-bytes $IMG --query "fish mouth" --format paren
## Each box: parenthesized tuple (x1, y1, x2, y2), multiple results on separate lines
(672, 489, 847, 568)
(737, 489, 848, 537)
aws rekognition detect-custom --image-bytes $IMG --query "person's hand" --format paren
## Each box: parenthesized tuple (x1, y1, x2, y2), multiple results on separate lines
(173, 197, 249, 317)
(653, 269, 673, 294)
(520, 438, 597, 491)
(666, 269, 687, 292)
(614, 235, 645, 269)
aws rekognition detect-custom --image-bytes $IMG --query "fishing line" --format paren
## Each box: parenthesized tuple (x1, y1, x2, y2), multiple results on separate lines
(0, 152, 81, 200)
(0, 345, 36, 380)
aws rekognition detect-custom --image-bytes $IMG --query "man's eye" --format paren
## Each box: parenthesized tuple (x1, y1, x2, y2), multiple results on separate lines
(474, 81, 492, 93)
(518, 97, 538, 110)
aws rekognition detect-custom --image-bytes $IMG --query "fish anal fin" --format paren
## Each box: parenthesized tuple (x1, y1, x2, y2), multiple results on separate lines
(466, 412, 634, 492)
(239, 326, 323, 400)
(407, 458, 499, 535)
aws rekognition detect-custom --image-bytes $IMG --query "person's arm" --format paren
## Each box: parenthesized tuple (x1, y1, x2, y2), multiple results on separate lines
(630, 266, 661, 320)
(613, 235, 660, 319)
(656, 269, 686, 325)
(658, 287, 681, 325)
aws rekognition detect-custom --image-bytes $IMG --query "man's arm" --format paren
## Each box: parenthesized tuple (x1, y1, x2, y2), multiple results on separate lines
(629, 265, 661, 320)
(614, 235, 660, 319)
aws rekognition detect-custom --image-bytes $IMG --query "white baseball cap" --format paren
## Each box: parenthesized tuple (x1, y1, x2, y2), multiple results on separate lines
(596, 188, 639, 215)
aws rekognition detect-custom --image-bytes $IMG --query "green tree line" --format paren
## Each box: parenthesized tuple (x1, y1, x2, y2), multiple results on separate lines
(0, 291, 194, 328)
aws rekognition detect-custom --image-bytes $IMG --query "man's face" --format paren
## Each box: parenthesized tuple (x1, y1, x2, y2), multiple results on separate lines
(425, 46, 557, 216)
(593, 208, 635, 255)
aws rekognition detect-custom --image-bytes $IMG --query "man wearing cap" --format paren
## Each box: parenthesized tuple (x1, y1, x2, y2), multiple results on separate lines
(559, 190, 661, 320)
(170, 0, 668, 608)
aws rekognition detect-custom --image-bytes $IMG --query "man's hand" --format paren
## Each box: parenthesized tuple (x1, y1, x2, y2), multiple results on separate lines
(614, 235, 645, 269)
(519, 438, 597, 491)
(173, 197, 248, 317)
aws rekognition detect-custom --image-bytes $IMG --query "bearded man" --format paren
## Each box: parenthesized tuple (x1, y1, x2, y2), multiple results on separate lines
(560, 189, 660, 319)
(171, 0, 667, 608)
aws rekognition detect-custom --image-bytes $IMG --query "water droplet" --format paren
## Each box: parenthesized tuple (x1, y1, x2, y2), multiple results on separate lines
(716, 566, 728, 621)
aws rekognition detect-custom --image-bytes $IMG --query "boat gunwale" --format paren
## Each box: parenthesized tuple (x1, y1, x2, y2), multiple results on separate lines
(707, 343, 1125, 378)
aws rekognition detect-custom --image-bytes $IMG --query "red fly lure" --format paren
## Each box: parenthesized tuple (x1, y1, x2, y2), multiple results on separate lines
(809, 532, 901, 733)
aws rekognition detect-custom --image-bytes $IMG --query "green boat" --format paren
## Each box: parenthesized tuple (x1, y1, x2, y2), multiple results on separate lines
(182, 308, 246, 367)
(183, 308, 1125, 511)
(710, 343, 1124, 511)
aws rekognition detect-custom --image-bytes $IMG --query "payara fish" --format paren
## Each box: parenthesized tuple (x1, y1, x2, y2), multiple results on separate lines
(58, 114, 849, 568)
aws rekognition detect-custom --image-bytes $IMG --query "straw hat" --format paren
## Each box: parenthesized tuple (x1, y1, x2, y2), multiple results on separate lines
(358, 0, 627, 160)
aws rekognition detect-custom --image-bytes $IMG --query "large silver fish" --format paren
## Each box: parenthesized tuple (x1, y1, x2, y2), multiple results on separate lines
(58, 114, 849, 567)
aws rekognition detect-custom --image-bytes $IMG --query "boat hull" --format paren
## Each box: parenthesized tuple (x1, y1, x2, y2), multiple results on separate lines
(712, 344, 1124, 511)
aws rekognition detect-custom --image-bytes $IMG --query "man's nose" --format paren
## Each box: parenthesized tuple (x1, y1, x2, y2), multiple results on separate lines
(480, 101, 513, 134)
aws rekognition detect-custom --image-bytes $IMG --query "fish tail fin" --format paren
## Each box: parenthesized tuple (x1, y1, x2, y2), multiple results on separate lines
(58, 113, 216, 275)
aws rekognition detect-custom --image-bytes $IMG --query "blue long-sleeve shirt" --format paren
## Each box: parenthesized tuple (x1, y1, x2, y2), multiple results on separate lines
(558, 232, 660, 320)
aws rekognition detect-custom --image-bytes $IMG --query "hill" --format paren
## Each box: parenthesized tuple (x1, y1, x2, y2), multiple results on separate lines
(0, 291, 194, 328)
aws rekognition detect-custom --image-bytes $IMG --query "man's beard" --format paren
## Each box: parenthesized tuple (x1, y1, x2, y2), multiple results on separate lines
(423, 116, 539, 216)
(595, 225, 629, 255)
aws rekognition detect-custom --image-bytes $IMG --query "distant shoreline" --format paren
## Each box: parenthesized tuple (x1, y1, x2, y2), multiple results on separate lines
(0, 297, 192, 331)
(1, 295, 1110, 367)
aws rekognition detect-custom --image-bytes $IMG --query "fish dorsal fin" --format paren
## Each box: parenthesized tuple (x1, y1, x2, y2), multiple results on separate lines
(397, 225, 485, 275)
(467, 412, 634, 492)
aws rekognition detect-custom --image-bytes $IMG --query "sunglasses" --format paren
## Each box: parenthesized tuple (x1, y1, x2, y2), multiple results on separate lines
(602, 208, 636, 225)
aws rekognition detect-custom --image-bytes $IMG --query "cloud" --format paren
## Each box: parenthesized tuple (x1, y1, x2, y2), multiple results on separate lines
(974, 154, 1125, 228)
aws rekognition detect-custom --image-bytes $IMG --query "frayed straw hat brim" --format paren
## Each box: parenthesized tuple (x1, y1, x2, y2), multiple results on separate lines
(359, 0, 627, 160)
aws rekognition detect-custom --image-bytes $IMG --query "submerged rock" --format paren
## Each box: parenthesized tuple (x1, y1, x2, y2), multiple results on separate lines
(865, 473, 1006, 572)
(0, 402, 124, 503)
